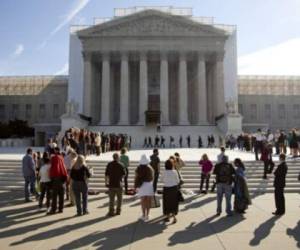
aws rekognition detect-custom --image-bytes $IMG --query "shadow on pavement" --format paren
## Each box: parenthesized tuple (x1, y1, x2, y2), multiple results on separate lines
(249, 216, 281, 246)
(10, 215, 110, 246)
(286, 220, 300, 248)
(168, 214, 245, 246)
(26, 216, 166, 250)
(181, 196, 216, 212)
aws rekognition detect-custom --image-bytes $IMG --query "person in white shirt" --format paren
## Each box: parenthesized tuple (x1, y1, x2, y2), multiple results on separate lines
(217, 147, 228, 163)
(254, 129, 265, 160)
(38, 157, 51, 210)
(64, 150, 78, 205)
(161, 159, 180, 224)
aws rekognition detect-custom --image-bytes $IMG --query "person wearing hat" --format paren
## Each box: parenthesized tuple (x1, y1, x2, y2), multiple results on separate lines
(134, 155, 154, 222)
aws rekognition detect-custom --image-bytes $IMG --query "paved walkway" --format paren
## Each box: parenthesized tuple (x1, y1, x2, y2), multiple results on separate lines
(0, 190, 299, 249)
(0, 147, 282, 162)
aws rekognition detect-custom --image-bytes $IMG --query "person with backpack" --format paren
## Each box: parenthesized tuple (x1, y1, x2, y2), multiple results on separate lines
(213, 155, 235, 216)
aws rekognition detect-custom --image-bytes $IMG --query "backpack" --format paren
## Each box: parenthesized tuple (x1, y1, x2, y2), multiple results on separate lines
(218, 163, 232, 183)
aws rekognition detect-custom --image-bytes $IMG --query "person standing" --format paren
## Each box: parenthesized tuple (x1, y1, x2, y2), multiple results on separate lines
(160, 136, 166, 148)
(213, 156, 235, 216)
(70, 155, 91, 216)
(95, 132, 101, 156)
(273, 154, 288, 216)
(179, 135, 183, 148)
(38, 157, 51, 211)
(199, 154, 213, 194)
(233, 158, 251, 214)
(64, 150, 77, 204)
(48, 147, 68, 214)
(261, 143, 274, 179)
(186, 135, 191, 148)
(174, 152, 185, 172)
(198, 136, 203, 148)
(154, 135, 160, 148)
(254, 129, 264, 160)
(22, 148, 38, 202)
(217, 147, 228, 163)
(120, 148, 130, 194)
(105, 153, 125, 216)
(150, 148, 160, 193)
(161, 159, 180, 224)
(134, 155, 154, 221)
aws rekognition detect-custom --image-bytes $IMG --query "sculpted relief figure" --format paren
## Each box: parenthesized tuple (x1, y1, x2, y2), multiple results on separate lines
(226, 99, 238, 114)
(65, 99, 79, 117)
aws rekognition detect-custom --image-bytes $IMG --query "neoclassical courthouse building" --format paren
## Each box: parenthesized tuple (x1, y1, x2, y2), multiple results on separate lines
(0, 7, 300, 146)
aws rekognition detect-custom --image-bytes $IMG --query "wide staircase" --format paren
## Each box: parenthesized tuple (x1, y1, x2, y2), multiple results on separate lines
(0, 160, 300, 193)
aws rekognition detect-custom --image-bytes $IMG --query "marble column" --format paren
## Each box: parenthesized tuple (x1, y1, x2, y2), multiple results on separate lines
(197, 53, 207, 124)
(160, 52, 169, 125)
(100, 52, 110, 125)
(82, 52, 93, 117)
(119, 52, 129, 125)
(214, 53, 225, 117)
(178, 52, 189, 125)
(138, 52, 148, 125)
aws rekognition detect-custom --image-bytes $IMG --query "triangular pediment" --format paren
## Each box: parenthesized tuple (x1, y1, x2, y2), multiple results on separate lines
(78, 9, 227, 38)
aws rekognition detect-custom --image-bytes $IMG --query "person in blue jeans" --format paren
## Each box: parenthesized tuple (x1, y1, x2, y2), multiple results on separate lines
(213, 155, 235, 216)
(22, 148, 39, 202)
(70, 155, 91, 216)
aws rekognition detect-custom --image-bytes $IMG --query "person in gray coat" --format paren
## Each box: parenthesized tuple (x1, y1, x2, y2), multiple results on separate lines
(22, 148, 38, 202)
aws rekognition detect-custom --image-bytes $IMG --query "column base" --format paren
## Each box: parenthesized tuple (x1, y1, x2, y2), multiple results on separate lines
(198, 121, 210, 126)
(98, 121, 111, 126)
(178, 121, 190, 126)
(118, 121, 129, 126)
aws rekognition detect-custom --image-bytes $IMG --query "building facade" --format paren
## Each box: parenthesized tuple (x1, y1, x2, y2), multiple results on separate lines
(0, 75, 68, 145)
(69, 8, 238, 128)
(239, 75, 300, 132)
(0, 7, 299, 146)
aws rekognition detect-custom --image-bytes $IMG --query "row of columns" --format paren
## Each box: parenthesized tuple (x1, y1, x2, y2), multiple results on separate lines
(82, 51, 224, 126)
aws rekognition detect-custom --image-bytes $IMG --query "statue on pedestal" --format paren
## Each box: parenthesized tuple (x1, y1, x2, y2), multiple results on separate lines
(226, 99, 238, 115)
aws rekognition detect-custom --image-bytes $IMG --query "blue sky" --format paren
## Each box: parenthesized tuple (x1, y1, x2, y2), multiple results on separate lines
(0, 0, 300, 76)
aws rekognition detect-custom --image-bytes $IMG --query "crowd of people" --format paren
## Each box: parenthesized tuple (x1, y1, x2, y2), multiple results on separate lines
(22, 139, 291, 222)
(143, 135, 217, 148)
(46, 128, 131, 157)
(225, 128, 300, 158)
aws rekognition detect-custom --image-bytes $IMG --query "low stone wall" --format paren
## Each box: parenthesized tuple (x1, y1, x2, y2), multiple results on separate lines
(0, 138, 33, 147)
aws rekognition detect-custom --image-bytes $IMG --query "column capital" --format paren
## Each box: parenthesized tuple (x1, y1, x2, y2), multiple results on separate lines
(120, 51, 129, 60)
(82, 51, 92, 61)
(197, 52, 206, 61)
(215, 51, 225, 61)
(139, 51, 147, 61)
(101, 51, 110, 61)
(179, 51, 187, 61)
(160, 51, 169, 60)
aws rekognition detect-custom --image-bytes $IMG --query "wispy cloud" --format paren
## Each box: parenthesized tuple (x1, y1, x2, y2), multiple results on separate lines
(37, 0, 90, 50)
(238, 38, 300, 75)
(54, 62, 69, 75)
(11, 44, 24, 58)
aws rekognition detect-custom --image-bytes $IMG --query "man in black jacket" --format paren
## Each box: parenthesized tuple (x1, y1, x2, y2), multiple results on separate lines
(213, 156, 235, 216)
(273, 153, 288, 216)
